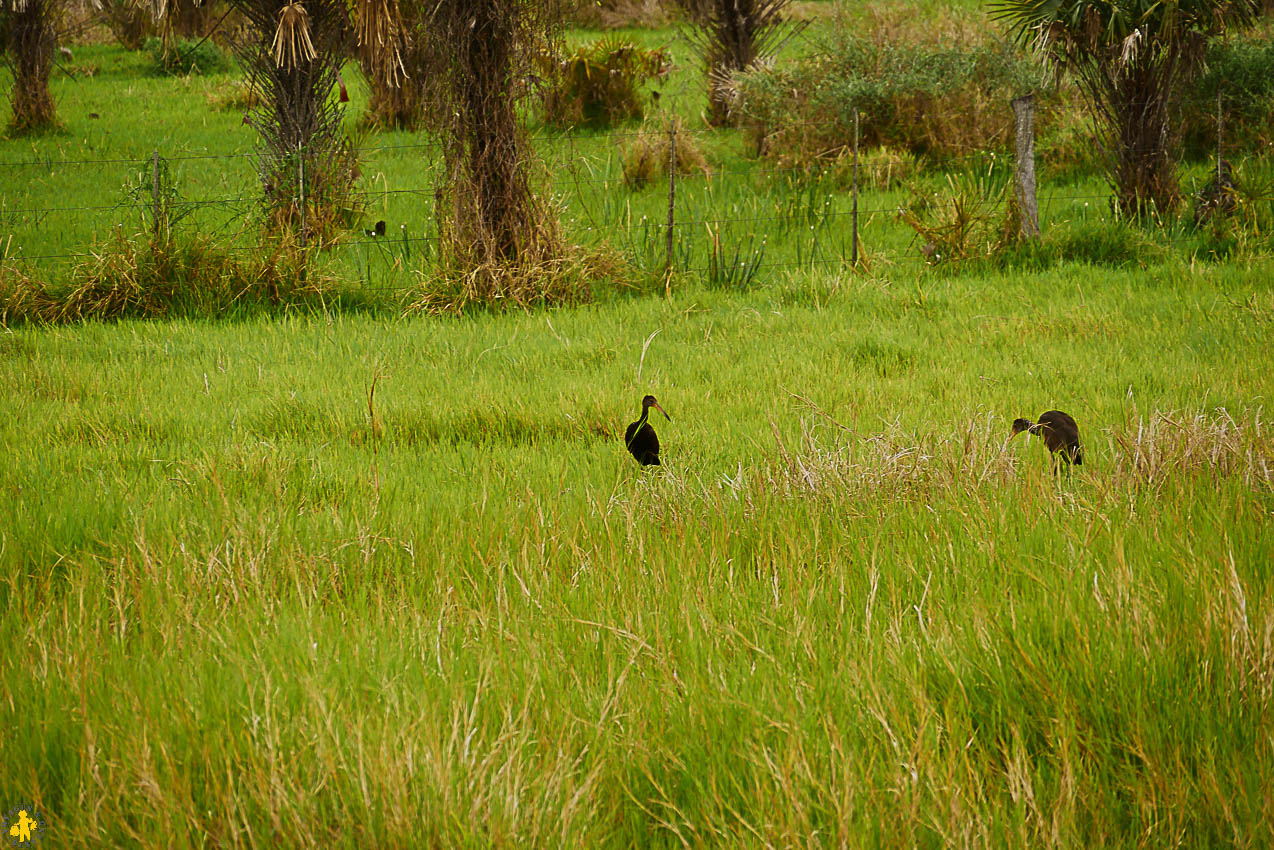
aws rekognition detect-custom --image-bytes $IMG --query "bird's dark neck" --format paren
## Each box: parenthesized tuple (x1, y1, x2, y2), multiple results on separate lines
(635, 405, 650, 429)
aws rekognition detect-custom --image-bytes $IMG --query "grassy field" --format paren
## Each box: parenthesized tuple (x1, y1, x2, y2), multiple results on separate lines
(3, 254, 1274, 845)
(3, 6, 1274, 848)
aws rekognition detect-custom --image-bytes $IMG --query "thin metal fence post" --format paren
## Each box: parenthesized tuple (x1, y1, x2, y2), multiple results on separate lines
(151, 149, 161, 238)
(851, 107, 859, 266)
(298, 143, 307, 249)
(665, 118, 676, 285)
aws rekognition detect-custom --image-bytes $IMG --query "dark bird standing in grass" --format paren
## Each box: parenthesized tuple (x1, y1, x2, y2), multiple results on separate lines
(626, 395, 670, 466)
(1012, 410, 1084, 472)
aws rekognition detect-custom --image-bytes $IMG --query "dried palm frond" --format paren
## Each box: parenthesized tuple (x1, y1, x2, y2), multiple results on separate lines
(271, 1, 315, 69)
(352, 0, 405, 87)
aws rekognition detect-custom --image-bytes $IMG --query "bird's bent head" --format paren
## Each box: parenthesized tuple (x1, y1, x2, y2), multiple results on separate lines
(1010, 418, 1033, 437)
(643, 394, 670, 421)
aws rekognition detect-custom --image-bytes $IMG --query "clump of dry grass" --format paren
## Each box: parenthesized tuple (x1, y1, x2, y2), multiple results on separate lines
(621, 115, 712, 188)
(205, 79, 263, 112)
(826, 145, 917, 191)
(1107, 408, 1273, 491)
(0, 246, 56, 325)
(408, 243, 629, 316)
(54, 228, 340, 323)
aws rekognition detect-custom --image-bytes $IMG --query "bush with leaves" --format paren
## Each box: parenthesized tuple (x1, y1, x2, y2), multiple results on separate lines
(144, 34, 230, 74)
(736, 35, 1043, 164)
(897, 161, 1018, 266)
(1182, 36, 1274, 159)
(538, 36, 669, 127)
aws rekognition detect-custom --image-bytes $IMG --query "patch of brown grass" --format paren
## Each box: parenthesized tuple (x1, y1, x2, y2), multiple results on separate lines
(0, 247, 56, 326)
(6, 229, 341, 325)
(205, 79, 263, 112)
(621, 115, 712, 189)
(1107, 409, 1273, 492)
(565, 0, 676, 28)
(408, 243, 629, 316)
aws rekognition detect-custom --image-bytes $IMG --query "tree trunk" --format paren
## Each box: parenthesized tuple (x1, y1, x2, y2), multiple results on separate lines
(446, 0, 535, 263)
(1110, 65, 1178, 217)
(6, 0, 57, 134)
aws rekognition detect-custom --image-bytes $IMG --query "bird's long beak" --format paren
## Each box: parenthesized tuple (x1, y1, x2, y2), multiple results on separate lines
(653, 402, 670, 421)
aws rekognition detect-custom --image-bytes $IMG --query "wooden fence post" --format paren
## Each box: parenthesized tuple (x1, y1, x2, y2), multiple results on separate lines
(1011, 95, 1040, 239)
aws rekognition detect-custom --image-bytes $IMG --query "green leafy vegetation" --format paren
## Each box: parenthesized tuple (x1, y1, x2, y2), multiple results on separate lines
(1184, 34, 1274, 158)
(539, 36, 670, 127)
(144, 35, 231, 76)
(736, 33, 1043, 162)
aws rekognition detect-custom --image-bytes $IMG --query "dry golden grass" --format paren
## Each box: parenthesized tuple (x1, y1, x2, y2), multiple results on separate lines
(621, 115, 712, 189)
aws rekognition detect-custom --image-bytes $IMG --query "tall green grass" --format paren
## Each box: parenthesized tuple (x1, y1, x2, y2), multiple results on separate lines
(2, 256, 1272, 846)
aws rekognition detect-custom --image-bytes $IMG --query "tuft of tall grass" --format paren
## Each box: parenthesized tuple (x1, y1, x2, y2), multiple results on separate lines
(408, 243, 629, 315)
(59, 228, 343, 322)
(620, 115, 712, 189)
(0, 243, 55, 325)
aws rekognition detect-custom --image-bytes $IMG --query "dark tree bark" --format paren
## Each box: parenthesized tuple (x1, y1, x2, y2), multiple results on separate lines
(3, 0, 58, 134)
(426, 0, 561, 267)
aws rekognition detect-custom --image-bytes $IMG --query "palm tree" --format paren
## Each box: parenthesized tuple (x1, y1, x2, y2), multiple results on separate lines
(674, 0, 802, 126)
(1, 0, 59, 133)
(992, 0, 1259, 217)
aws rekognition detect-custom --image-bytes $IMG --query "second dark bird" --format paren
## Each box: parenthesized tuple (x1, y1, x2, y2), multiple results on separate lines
(625, 394, 670, 466)
(1011, 410, 1083, 472)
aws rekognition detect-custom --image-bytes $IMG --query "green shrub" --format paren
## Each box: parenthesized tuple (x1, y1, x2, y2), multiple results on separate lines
(539, 36, 670, 127)
(735, 35, 1044, 165)
(1184, 159, 1274, 261)
(1182, 36, 1274, 160)
(145, 36, 231, 76)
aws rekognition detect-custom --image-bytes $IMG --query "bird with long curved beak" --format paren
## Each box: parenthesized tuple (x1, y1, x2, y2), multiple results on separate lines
(625, 395, 670, 466)
(1010, 410, 1084, 474)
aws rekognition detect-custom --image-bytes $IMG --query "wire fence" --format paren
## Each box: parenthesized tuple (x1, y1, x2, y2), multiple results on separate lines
(0, 118, 1243, 286)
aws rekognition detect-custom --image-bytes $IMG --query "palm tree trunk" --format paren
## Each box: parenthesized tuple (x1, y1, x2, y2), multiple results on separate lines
(1110, 63, 1178, 217)
(6, 0, 58, 133)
